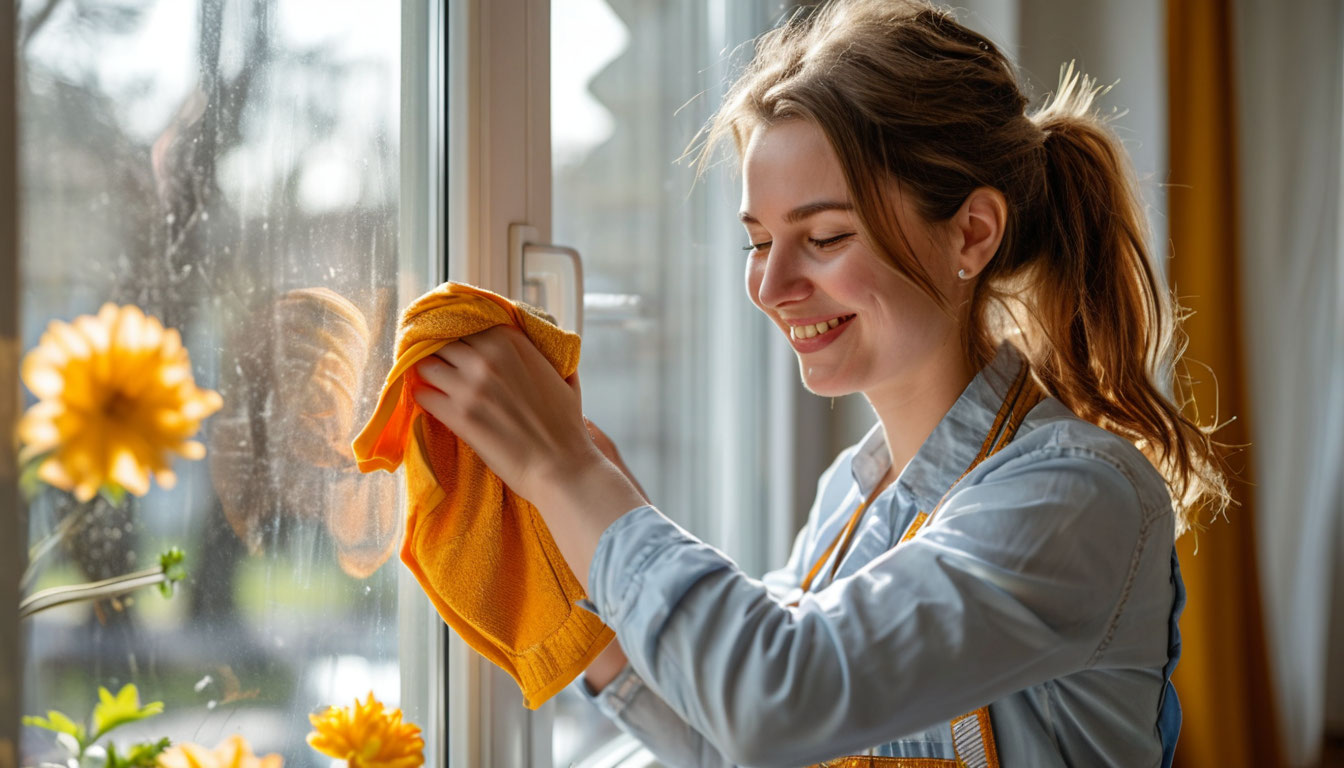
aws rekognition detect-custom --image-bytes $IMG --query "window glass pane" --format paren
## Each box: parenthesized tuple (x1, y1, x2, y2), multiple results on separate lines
(17, 2, 429, 766)
(550, 1, 785, 764)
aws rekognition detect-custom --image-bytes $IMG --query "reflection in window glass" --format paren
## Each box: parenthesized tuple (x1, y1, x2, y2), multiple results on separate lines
(18, 2, 417, 766)
(550, 0, 785, 764)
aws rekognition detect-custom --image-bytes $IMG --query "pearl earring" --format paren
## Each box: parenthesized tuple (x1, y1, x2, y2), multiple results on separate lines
(958, 268, 971, 280)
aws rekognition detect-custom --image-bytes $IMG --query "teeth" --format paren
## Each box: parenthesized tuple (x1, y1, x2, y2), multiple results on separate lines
(790, 315, 849, 340)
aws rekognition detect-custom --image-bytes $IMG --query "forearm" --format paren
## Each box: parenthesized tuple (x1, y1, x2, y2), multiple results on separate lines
(536, 456, 648, 597)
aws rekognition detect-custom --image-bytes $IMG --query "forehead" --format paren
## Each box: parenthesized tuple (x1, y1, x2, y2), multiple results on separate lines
(740, 120, 849, 218)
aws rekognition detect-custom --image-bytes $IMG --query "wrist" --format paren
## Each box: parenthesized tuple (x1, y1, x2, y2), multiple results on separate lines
(537, 455, 647, 590)
(583, 638, 629, 693)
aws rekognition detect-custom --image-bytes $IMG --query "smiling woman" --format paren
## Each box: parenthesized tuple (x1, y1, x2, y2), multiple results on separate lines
(409, 0, 1233, 765)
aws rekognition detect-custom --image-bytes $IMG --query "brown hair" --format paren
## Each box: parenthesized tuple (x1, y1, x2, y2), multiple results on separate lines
(692, 0, 1230, 535)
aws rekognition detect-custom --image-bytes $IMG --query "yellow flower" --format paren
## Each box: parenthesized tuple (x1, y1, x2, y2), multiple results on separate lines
(307, 692, 424, 768)
(17, 302, 223, 502)
(157, 734, 282, 768)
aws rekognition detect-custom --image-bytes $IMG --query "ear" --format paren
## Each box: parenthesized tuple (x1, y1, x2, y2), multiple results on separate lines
(952, 186, 1007, 279)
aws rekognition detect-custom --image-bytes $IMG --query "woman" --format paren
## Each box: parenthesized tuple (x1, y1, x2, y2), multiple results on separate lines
(409, 0, 1229, 765)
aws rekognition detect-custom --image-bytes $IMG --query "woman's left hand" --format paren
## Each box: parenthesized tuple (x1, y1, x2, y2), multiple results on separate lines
(409, 324, 602, 504)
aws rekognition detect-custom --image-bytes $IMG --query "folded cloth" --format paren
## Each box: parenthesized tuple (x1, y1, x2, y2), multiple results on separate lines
(352, 281, 613, 709)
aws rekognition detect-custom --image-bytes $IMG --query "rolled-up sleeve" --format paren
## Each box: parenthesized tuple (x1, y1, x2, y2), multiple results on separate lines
(585, 448, 1153, 768)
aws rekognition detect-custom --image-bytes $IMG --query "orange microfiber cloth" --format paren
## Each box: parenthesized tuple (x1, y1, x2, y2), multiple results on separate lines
(352, 281, 614, 709)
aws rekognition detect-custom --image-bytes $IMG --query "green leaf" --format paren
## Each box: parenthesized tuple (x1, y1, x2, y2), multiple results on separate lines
(98, 482, 129, 509)
(106, 738, 171, 768)
(90, 684, 163, 741)
(22, 709, 87, 745)
(158, 548, 186, 599)
(18, 453, 52, 502)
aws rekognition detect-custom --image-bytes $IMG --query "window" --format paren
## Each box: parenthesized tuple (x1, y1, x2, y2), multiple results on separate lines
(17, 1, 441, 765)
(10, 0, 824, 765)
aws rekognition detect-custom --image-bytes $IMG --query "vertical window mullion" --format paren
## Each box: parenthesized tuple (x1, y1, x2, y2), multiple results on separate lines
(399, 1, 448, 766)
(1, 0, 23, 754)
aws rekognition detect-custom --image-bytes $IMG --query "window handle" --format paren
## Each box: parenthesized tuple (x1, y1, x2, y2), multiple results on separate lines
(509, 223, 584, 336)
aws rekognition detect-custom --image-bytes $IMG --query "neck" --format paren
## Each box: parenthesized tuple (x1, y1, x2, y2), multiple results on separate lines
(863, 340, 975, 488)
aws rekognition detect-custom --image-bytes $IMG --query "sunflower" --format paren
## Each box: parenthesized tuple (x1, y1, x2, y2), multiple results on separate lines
(307, 692, 424, 768)
(157, 734, 283, 768)
(17, 303, 223, 502)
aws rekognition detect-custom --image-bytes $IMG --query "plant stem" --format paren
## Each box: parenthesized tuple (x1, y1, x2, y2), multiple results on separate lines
(19, 566, 171, 620)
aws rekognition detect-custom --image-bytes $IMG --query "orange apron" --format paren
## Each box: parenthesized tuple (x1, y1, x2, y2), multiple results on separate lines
(792, 361, 1045, 768)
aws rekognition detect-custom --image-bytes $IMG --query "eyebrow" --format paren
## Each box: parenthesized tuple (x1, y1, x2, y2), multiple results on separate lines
(739, 200, 854, 226)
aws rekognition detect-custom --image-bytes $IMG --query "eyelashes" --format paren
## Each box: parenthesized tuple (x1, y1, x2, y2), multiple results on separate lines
(741, 233, 855, 253)
(810, 233, 855, 249)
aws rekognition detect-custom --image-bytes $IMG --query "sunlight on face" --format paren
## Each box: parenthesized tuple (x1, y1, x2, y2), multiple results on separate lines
(739, 119, 962, 399)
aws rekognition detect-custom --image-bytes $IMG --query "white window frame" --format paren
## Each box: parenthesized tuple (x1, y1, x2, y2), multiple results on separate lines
(401, 2, 450, 767)
(443, 0, 555, 764)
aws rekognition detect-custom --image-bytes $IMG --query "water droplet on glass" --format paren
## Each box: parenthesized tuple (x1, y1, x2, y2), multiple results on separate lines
(166, 213, 176, 225)
(201, 211, 209, 222)
(206, 700, 217, 710)
(363, 585, 372, 595)
(194, 674, 213, 693)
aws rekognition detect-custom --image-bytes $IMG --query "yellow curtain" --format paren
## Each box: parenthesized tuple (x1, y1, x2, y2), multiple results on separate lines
(1166, 2, 1284, 766)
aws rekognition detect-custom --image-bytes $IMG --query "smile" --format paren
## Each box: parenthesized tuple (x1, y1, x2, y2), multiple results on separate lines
(788, 314, 855, 340)
(785, 314, 855, 353)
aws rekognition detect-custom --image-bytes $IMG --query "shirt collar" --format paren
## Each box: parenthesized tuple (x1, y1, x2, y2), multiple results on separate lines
(849, 339, 1028, 511)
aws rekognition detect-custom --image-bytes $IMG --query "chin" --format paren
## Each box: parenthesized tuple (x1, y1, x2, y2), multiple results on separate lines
(797, 363, 860, 398)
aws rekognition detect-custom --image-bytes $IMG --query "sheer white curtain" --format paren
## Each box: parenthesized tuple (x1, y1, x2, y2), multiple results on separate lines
(1234, 1, 1344, 764)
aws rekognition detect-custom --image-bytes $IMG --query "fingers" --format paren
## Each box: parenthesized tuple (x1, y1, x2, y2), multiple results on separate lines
(410, 378, 451, 414)
(456, 324, 529, 359)
(420, 326, 514, 387)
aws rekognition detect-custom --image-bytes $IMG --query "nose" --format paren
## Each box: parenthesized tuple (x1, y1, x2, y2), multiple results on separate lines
(750, 241, 811, 310)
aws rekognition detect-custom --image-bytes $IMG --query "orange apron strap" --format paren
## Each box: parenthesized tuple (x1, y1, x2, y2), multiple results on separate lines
(813, 757, 960, 767)
(951, 708, 1001, 768)
(797, 364, 1034, 602)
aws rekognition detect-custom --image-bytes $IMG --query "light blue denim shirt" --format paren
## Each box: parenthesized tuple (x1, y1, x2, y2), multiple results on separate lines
(577, 340, 1185, 767)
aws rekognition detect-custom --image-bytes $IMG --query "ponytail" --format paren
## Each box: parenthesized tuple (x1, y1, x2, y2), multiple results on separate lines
(1008, 64, 1231, 534)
